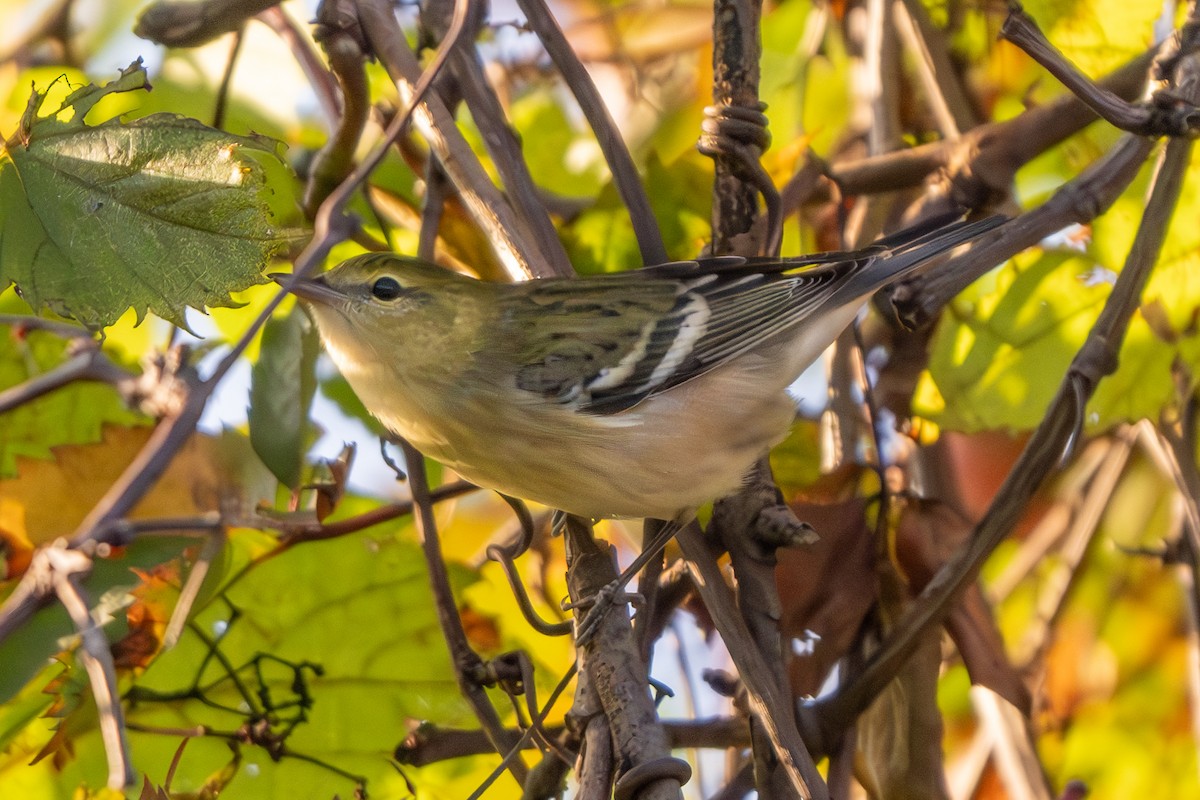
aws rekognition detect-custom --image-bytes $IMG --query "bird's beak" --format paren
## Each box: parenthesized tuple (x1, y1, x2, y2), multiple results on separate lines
(270, 272, 343, 306)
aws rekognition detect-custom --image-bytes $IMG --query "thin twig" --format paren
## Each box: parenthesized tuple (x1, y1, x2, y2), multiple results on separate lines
(0, 314, 89, 338)
(429, 2, 575, 277)
(465, 662, 577, 800)
(0, 344, 132, 414)
(783, 47, 1155, 214)
(514, 0, 668, 266)
(677, 523, 827, 799)
(210, 23, 245, 130)
(257, 6, 341, 124)
(894, 0, 977, 135)
(357, 0, 539, 280)
(1001, 6, 1199, 137)
(1013, 430, 1134, 667)
(970, 687, 1051, 800)
(801, 85, 1195, 755)
(892, 0, 961, 138)
(47, 547, 134, 788)
(398, 438, 528, 786)
(164, 525, 227, 649)
(303, 6, 371, 217)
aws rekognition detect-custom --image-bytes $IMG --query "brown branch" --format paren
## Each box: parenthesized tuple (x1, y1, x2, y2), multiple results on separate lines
(425, 0, 575, 277)
(48, 546, 134, 788)
(576, 714, 614, 800)
(1012, 432, 1134, 667)
(398, 439, 528, 787)
(801, 67, 1196, 754)
(0, 341, 132, 414)
(209, 23, 245, 130)
(514, 0, 669, 266)
(257, 6, 341, 124)
(397, 718, 751, 767)
(677, 523, 827, 799)
(0, 314, 89, 338)
(890, 132, 1154, 329)
(564, 517, 687, 799)
(208, 480, 479, 605)
(710, 461, 816, 798)
(894, 0, 978, 136)
(861, 0, 904, 157)
(163, 523, 226, 649)
(708, 0, 768, 254)
(357, 0, 539, 280)
(1001, 6, 1198, 137)
(303, 5, 371, 217)
(277, 480, 478, 543)
(701, 0, 825, 796)
(785, 46, 1155, 212)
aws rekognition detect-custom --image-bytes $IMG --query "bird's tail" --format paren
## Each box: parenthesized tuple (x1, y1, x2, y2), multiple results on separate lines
(837, 214, 1006, 300)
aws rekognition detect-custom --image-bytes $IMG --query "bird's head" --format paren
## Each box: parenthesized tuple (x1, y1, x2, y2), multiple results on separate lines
(276, 253, 482, 376)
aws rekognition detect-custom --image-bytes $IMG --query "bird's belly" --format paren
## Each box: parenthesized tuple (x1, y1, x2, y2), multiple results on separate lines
(373, 373, 798, 521)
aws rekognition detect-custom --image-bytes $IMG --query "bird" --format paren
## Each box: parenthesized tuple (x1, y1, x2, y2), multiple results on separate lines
(281, 215, 1002, 522)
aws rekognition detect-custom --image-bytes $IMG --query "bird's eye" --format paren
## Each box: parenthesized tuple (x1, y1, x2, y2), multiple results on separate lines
(371, 277, 404, 301)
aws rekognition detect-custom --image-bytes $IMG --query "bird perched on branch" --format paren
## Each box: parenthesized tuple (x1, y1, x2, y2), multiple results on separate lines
(282, 216, 1002, 522)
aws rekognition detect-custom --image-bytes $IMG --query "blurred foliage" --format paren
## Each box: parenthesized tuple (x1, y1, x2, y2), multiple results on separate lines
(0, 0, 1197, 798)
(0, 62, 294, 328)
(0, 290, 147, 477)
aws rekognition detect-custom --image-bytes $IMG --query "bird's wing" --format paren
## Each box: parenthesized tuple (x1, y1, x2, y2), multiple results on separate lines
(490, 258, 855, 414)
(488, 216, 1003, 414)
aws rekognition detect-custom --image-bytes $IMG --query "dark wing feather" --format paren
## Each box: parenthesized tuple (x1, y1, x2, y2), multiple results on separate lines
(492, 259, 856, 413)
(490, 216, 1004, 414)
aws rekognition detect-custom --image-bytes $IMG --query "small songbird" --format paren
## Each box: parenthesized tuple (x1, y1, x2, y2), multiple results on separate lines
(282, 216, 1001, 521)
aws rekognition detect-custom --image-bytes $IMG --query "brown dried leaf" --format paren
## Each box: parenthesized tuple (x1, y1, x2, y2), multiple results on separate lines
(778, 497, 875, 696)
(0, 425, 274, 576)
(894, 496, 1031, 715)
(856, 627, 949, 800)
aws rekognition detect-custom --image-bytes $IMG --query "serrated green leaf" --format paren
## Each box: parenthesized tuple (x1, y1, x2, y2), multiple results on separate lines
(914, 250, 1111, 432)
(0, 61, 293, 328)
(249, 308, 318, 488)
(0, 293, 147, 477)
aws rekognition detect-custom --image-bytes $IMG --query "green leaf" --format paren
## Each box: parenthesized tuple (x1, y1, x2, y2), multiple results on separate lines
(563, 152, 711, 273)
(0, 60, 292, 328)
(1020, 0, 1166, 77)
(0, 293, 146, 477)
(914, 250, 1110, 432)
(319, 373, 387, 438)
(769, 420, 824, 496)
(249, 308, 319, 489)
(136, 528, 477, 798)
(506, 94, 605, 199)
